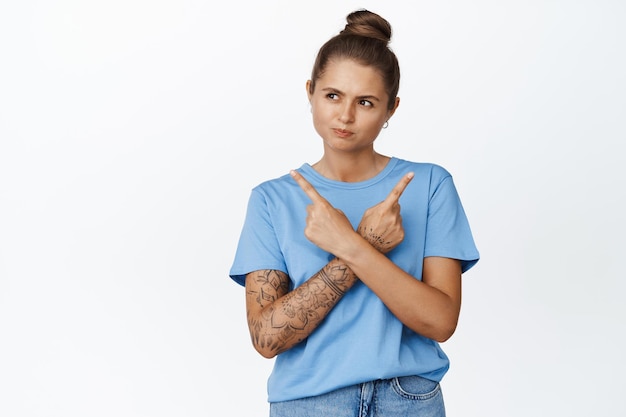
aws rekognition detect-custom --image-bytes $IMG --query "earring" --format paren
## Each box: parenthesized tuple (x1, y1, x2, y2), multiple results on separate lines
(383, 121, 389, 129)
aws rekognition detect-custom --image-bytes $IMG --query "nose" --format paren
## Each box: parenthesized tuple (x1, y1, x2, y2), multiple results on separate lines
(338, 102, 355, 124)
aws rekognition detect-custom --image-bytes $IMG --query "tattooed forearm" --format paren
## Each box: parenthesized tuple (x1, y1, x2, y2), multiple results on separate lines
(318, 264, 353, 296)
(249, 269, 290, 308)
(246, 259, 358, 357)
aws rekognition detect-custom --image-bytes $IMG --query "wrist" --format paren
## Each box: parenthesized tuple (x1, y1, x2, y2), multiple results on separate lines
(336, 232, 376, 265)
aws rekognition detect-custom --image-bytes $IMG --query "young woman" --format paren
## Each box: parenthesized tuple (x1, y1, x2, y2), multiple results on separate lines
(230, 9, 479, 416)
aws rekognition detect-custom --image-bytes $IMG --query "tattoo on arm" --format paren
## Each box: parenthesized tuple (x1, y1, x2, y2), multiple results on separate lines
(246, 260, 358, 356)
(250, 269, 290, 308)
(318, 263, 353, 296)
(358, 225, 393, 253)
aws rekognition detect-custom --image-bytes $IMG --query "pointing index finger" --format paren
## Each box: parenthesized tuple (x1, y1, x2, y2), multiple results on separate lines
(290, 170, 326, 203)
(383, 172, 414, 205)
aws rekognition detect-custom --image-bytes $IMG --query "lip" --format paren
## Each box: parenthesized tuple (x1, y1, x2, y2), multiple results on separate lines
(333, 128, 354, 138)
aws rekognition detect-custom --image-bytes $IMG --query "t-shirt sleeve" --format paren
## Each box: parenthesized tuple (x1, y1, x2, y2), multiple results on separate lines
(424, 174, 479, 273)
(229, 188, 288, 286)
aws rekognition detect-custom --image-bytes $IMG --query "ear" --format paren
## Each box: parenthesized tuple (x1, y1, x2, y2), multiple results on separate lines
(387, 96, 400, 119)
(305, 80, 313, 102)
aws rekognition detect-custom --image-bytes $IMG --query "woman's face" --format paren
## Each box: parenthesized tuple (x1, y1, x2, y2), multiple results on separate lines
(307, 58, 399, 155)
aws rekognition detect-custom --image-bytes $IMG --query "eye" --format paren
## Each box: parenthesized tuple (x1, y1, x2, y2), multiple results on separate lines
(359, 99, 373, 107)
(326, 93, 339, 100)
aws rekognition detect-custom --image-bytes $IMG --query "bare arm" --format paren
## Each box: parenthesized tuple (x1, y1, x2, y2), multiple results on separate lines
(245, 259, 358, 358)
(291, 169, 463, 342)
(341, 241, 462, 342)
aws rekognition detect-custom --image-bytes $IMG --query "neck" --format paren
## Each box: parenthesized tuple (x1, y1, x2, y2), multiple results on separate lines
(312, 151, 390, 182)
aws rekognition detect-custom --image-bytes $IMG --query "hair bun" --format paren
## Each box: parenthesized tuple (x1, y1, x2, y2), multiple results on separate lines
(340, 9, 392, 43)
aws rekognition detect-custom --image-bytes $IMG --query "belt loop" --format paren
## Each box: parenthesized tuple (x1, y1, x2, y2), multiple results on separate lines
(359, 380, 375, 417)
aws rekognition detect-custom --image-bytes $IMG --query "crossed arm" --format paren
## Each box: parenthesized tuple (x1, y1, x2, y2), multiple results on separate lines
(245, 260, 358, 358)
(245, 171, 462, 358)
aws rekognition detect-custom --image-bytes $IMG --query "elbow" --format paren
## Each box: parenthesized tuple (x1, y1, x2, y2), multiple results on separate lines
(418, 315, 458, 343)
(408, 323, 457, 343)
(433, 328, 455, 343)
(249, 335, 281, 359)
(432, 320, 458, 343)
(430, 303, 461, 342)
(254, 345, 278, 359)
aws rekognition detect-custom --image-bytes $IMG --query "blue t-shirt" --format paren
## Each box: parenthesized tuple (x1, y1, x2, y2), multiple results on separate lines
(230, 157, 479, 402)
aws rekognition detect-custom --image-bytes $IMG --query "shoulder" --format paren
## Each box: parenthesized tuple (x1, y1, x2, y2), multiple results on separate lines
(392, 158, 452, 183)
(246, 170, 307, 215)
(251, 171, 298, 197)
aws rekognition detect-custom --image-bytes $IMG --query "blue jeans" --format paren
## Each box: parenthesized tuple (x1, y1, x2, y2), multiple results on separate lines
(270, 376, 445, 417)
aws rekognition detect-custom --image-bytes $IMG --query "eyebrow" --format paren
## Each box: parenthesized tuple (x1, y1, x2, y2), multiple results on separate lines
(321, 87, 382, 102)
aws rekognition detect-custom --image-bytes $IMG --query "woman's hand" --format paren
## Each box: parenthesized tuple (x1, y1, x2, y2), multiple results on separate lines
(290, 170, 358, 256)
(291, 170, 414, 256)
(357, 172, 414, 253)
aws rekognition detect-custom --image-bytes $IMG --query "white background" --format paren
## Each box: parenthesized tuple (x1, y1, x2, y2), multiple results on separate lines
(1, 1, 624, 416)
